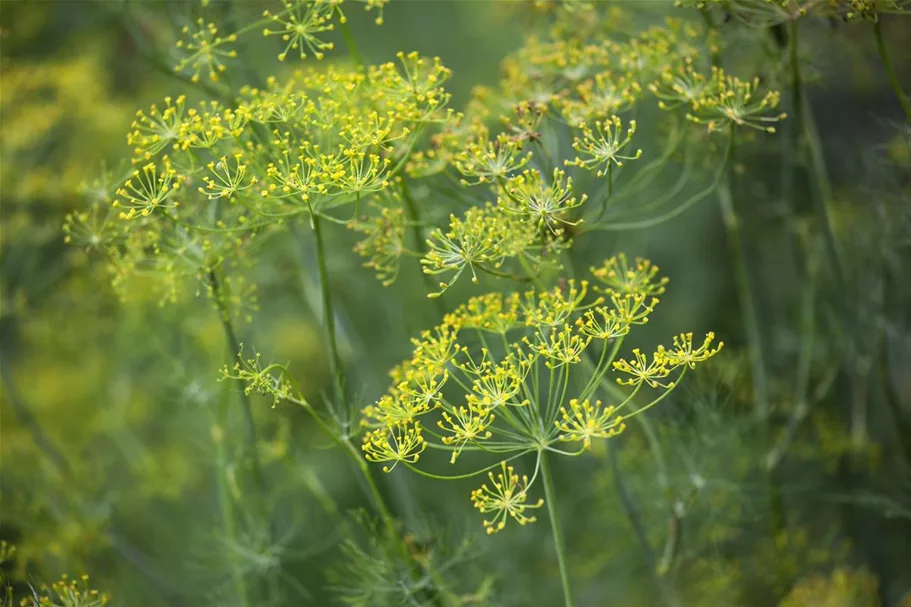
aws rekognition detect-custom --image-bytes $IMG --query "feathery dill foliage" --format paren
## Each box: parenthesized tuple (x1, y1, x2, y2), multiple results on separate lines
(1, 0, 900, 603)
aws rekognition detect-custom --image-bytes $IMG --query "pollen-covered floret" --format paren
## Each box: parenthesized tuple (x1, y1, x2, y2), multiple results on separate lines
(565, 115, 643, 177)
(500, 168, 587, 232)
(556, 398, 625, 449)
(112, 157, 181, 220)
(613, 348, 673, 388)
(362, 422, 427, 472)
(687, 68, 787, 134)
(471, 462, 544, 534)
(591, 253, 669, 296)
(659, 331, 724, 369)
(174, 19, 238, 83)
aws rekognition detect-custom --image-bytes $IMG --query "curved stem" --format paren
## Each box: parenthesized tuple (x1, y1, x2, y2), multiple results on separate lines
(874, 19, 911, 123)
(310, 213, 346, 407)
(540, 450, 575, 607)
(590, 133, 734, 232)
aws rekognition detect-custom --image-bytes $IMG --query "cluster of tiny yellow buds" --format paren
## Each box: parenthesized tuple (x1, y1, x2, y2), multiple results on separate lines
(525, 324, 592, 369)
(199, 154, 257, 200)
(363, 385, 440, 427)
(687, 67, 787, 134)
(610, 292, 659, 325)
(634, 18, 705, 72)
(410, 323, 460, 371)
(522, 279, 595, 328)
(263, 141, 392, 200)
(421, 205, 528, 296)
(174, 19, 238, 84)
(438, 406, 495, 463)
(449, 291, 524, 334)
(566, 115, 642, 177)
(112, 157, 181, 220)
(613, 348, 673, 388)
(127, 95, 187, 161)
(351, 200, 407, 286)
(220, 348, 296, 407)
(362, 422, 427, 472)
(470, 461, 544, 534)
(558, 72, 642, 124)
(500, 168, 587, 232)
(263, 0, 335, 61)
(591, 253, 669, 296)
(555, 398, 625, 449)
(455, 129, 532, 185)
(576, 306, 632, 340)
(466, 356, 529, 409)
(658, 331, 724, 369)
(34, 574, 108, 607)
(178, 102, 249, 150)
(648, 61, 712, 111)
(839, 0, 902, 20)
(398, 51, 450, 101)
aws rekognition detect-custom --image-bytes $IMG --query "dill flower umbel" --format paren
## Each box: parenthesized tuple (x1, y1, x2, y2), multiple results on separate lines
(470, 462, 545, 534)
(555, 398, 625, 449)
(565, 115, 643, 177)
(362, 255, 722, 533)
(174, 19, 238, 83)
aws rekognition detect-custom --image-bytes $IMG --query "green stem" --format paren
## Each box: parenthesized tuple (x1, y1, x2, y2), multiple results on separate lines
(339, 18, 365, 70)
(208, 269, 265, 489)
(790, 23, 846, 289)
(874, 19, 911, 123)
(310, 214, 346, 406)
(716, 142, 769, 421)
(540, 451, 575, 607)
(401, 179, 446, 316)
(307, 217, 449, 606)
(340, 439, 406, 555)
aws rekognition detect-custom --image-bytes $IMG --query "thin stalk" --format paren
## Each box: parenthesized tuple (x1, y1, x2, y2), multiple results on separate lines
(339, 19, 365, 70)
(790, 21, 846, 288)
(340, 440, 406, 555)
(310, 214, 346, 406)
(716, 146, 769, 421)
(208, 269, 265, 489)
(401, 179, 446, 316)
(873, 19, 911, 123)
(717, 144, 786, 531)
(306, 217, 449, 606)
(540, 450, 575, 607)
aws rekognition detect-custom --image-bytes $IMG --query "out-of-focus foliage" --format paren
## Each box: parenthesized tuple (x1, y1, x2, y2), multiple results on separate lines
(2, 0, 911, 606)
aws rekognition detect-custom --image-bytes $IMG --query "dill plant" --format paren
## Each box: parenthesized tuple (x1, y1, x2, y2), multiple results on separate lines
(1, 0, 908, 604)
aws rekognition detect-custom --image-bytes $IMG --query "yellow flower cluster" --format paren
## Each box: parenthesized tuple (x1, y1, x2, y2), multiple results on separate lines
(470, 462, 544, 534)
(74, 49, 457, 302)
(362, 255, 723, 533)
